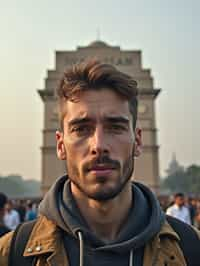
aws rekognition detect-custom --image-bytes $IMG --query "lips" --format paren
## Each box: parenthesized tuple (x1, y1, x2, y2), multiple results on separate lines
(89, 164, 115, 171)
(88, 164, 116, 177)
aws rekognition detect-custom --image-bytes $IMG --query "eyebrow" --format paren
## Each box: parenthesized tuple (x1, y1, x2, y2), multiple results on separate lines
(68, 116, 130, 127)
(105, 116, 130, 125)
(68, 117, 92, 127)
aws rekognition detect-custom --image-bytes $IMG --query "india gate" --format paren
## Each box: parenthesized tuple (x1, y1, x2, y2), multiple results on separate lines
(38, 40, 161, 195)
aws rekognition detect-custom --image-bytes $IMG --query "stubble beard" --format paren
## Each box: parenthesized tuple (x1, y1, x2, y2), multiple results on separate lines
(66, 153, 134, 202)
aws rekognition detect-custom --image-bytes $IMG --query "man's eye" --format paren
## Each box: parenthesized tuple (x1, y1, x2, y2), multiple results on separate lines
(108, 124, 126, 132)
(72, 125, 91, 135)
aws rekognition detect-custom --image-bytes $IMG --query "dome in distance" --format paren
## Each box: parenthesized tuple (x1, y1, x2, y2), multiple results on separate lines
(88, 40, 110, 48)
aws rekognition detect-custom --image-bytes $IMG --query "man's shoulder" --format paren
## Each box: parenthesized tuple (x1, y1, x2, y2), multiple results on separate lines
(0, 215, 60, 266)
(166, 215, 199, 237)
(166, 204, 176, 213)
(12, 209, 20, 216)
(0, 231, 14, 265)
(166, 215, 200, 262)
(167, 214, 197, 228)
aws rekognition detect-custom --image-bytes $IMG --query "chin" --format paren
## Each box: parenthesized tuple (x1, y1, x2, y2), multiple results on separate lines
(71, 171, 131, 201)
(86, 184, 124, 201)
(88, 191, 119, 201)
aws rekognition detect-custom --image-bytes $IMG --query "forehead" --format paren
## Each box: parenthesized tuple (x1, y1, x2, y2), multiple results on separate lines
(63, 89, 132, 122)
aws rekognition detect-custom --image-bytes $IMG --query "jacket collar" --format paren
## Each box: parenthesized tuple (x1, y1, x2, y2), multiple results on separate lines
(23, 215, 61, 257)
(23, 215, 180, 264)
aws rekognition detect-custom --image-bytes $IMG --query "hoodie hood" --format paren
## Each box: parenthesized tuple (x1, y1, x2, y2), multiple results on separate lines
(39, 175, 165, 253)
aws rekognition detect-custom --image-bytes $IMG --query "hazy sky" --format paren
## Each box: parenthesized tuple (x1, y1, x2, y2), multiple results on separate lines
(0, 0, 199, 180)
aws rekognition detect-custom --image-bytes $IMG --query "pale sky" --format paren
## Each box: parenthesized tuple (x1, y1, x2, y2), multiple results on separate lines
(0, 0, 199, 180)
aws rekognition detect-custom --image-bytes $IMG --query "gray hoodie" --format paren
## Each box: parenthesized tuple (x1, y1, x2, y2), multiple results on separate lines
(39, 175, 165, 266)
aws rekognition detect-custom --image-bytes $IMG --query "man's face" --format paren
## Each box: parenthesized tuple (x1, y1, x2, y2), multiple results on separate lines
(175, 196, 185, 207)
(56, 89, 141, 201)
(5, 202, 12, 212)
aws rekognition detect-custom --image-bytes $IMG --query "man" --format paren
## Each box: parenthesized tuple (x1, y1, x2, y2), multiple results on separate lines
(3, 200, 20, 230)
(0, 193, 10, 237)
(188, 196, 197, 225)
(0, 60, 199, 265)
(16, 199, 26, 223)
(166, 193, 191, 225)
(25, 202, 37, 221)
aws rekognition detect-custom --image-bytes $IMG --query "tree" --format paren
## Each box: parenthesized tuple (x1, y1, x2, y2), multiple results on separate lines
(0, 174, 40, 198)
(161, 164, 200, 195)
(186, 165, 200, 194)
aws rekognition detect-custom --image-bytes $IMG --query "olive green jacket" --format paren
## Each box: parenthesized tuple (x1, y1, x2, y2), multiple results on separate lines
(0, 215, 189, 266)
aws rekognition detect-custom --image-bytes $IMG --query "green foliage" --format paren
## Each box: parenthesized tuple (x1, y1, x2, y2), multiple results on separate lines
(161, 164, 200, 194)
(0, 174, 40, 198)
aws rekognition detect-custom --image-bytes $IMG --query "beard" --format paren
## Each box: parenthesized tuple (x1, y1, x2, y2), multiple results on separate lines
(66, 152, 134, 202)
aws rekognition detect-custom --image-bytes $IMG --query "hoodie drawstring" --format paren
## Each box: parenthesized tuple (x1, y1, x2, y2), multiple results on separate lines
(78, 231, 84, 266)
(129, 249, 133, 266)
(78, 231, 134, 266)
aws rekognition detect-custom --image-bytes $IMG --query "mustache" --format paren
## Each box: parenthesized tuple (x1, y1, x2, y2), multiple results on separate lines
(83, 155, 120, 171)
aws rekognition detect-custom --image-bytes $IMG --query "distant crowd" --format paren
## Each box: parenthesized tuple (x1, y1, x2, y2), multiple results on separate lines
(160, 192, 200, 228)
(1, 191, 200, 238)
(0, 193, 38, 237)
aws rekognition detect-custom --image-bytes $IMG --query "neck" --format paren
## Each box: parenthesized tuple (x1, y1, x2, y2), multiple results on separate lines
(71, 181, 133, 242)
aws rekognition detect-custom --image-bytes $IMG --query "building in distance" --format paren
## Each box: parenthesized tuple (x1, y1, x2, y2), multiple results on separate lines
(38, 40, 161, 195)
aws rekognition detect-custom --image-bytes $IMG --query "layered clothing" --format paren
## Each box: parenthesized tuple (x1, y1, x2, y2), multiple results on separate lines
(0, 176, 192, 265)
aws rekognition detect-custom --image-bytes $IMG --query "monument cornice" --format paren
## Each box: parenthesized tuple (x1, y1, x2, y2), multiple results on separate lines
(142, 145, 160, 151)
(37, 89, 55, 101)
(37, 88, 161, 102)
(138, 88, 161, 98)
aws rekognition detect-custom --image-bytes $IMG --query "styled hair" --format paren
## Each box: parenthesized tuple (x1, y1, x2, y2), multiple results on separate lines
(57, 60, 138, 129)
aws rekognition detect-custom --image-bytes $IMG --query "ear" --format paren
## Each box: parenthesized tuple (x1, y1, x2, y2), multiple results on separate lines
(134, 127, 142, 157)
(56, 131, 66, 160)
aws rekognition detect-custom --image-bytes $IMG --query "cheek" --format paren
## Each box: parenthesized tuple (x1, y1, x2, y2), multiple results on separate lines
(64, 140, 88, 166)
(113, 136, 135, 162)
(118, 134, 135, 152)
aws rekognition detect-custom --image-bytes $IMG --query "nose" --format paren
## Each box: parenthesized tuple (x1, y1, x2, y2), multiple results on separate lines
(90, 125, 109, 156)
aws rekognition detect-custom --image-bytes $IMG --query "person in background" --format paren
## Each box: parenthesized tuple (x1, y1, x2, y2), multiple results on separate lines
(194, 210, 200, 230)
(0, 193, 10, 237)
(25, 202, 37, 221)
(188, 197, 197, 225)
(16, 199, 26, 223)
(3, 200, 20, 230)
(166, 192, 191, 225)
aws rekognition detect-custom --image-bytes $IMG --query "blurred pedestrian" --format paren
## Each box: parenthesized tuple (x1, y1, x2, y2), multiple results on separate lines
(166, 192, 191, 225)
(194, 210, 200, 230)
(3, 200, 20, 230)
(188, 197, 197, 225)
(25, 202, 37, 221)
(16, 199, 26, 222)
(0, 193, 10, 237)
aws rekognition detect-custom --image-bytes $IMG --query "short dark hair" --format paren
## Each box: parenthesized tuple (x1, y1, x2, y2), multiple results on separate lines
(174, 192, 184, 198)
(57, 60, 138, 130)
(0, 192, 7, 209)
(28, 202, 33, 208)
